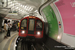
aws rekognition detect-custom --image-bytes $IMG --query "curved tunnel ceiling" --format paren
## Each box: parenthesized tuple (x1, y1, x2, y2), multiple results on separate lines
(0, 0, 47, 20)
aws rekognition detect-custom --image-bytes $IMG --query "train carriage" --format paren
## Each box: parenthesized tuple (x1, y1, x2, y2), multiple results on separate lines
(19, 16, 49, 41)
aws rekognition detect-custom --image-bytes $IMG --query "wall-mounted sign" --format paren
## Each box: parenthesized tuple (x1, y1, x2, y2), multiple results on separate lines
(59, 21, 61, 28)
(8, 11, 18, 15)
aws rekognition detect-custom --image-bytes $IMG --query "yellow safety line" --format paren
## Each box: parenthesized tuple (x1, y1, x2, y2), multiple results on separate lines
(8, 34, 17, 50)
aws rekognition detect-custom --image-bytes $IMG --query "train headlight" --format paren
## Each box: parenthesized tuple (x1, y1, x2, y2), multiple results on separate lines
(37, 31, 41, 35)
(21, 30, 25, 34)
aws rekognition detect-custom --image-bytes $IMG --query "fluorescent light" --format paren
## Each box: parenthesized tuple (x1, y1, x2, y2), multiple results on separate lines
(21, 5, 22, 6)
(25, 6, 26, 8)
(22, 5, 24, 7)
(30, 8, 33, 11)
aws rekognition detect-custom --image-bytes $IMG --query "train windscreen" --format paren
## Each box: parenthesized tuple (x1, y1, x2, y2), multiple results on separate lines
(21, 19, 27, 30)
(29, 19, 35, 31)
(36, 20, 43, 30)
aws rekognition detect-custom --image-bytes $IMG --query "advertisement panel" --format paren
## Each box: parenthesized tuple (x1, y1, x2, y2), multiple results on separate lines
(55, 0, 75, 35)
(42, 5, 58, 39)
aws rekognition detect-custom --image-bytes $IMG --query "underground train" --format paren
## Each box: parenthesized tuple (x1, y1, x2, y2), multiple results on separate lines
(18, 16, 49, 41)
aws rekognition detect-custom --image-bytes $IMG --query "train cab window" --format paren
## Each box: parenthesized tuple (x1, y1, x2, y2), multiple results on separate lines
(29, 19, 35, 31)
(21, 19, 27, 30)
(36, 20, 43, 31)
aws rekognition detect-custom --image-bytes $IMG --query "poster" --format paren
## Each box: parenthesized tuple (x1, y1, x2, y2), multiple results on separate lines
(55, 0, 75, 35)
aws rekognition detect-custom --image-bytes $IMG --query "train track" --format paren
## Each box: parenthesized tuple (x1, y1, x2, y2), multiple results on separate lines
(16, 40, 50, 50)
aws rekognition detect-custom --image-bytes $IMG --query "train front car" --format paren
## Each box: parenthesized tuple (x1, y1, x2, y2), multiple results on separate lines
(19, 16, 44, 41)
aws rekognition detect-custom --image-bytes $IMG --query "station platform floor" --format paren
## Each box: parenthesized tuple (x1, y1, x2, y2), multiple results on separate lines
(0, 31, 18, 50)
(0, 31, 74, 50)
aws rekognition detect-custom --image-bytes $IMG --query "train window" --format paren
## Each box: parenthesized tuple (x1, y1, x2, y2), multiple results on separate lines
(21, 19, 27, 29)
(29, 19, 35, 31)
(36, 20, 43, 30)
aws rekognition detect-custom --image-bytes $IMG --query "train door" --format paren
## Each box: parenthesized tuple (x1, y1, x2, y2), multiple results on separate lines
(28, 19, 35, 35)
